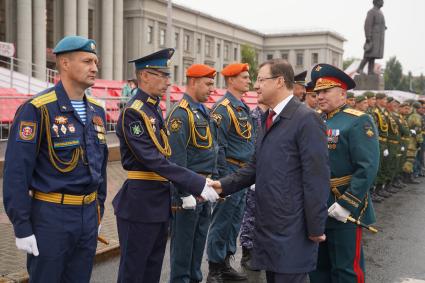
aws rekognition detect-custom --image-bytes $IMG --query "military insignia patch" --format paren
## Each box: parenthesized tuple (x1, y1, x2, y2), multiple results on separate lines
(170, 118, 182, 132)
(212, 113, 223, 125)
(18, 121, 37, 142)
(52, 124, 59, 137)
(364, 124, 375, 137)
(315, 65, 322, 72)
(129, 121, 144, 137)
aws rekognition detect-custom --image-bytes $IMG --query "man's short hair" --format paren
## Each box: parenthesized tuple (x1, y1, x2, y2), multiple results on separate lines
(259, 59, 294, 89)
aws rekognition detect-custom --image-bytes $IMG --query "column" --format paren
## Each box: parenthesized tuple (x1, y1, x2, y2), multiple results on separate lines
(153, 20, 159, 51)
(33, 0, 46, 80)
(178, 27, 184, 85)
(219, 39, 224, 88)
(200, 33, 205, 64)
(17, 0, 32, 76)
(101, 0, 113, 79)
(64, 0, 77, 35)
(113, 0, 123, 80)
(77, 0, 88, 37)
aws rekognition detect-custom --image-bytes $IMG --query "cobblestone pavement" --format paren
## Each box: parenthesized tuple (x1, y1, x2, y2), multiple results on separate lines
(0, 160, 126, 280)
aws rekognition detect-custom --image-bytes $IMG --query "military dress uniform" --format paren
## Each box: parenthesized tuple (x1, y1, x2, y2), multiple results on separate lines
(207, 64, 255, 281)
(166, 65, 219, 283)
(112, 49, 210, 283)
(408, 103, 423, 178)
(386, 104, 402, 190)
(309, 64, 380, 283)
(3, 36, 108, 282)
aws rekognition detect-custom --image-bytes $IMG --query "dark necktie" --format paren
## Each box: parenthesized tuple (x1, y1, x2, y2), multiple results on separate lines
(266, 110, 276, 131)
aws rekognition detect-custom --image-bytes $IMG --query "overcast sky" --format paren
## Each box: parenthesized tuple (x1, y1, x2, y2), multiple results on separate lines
(173, 0, 425, 76)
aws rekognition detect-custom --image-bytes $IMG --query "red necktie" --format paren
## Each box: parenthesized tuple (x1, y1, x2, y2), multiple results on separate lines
(266, 110, 276, 131)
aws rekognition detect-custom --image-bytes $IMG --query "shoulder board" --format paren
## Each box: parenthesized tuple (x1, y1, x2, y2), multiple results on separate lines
(343, 108, 364, 117)
(129, 99, 144, 111)
(30, 91, 57, 108)
(179, 99, 189, 109)
(220, 98, 230, 107)
(87, 96, 103, 108)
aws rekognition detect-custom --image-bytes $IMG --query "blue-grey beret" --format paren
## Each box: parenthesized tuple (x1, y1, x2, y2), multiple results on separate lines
(53, 36, 97, 55)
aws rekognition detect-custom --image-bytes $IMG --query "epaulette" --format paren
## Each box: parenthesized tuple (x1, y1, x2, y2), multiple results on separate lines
(30, 91, 57, 108)
(344, 108, 364, 117)
(220, 98, 230, 107)
(179, 99, 189, 109)
(87, 96, 103, 108)
(129, 99, 144, 111)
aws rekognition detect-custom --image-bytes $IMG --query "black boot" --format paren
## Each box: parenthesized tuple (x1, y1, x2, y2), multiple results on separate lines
(371, 191, 383, 203)
(385, 182, 400, 194)
(222, 254, 248, 281)
(241, 246, 259, 271)
(376, 184, 391, 198)
(395, 176, 407, 188)
(404, 173, 420, 184)
(391, 180, 403, 189)
(206, 262, 224, 283)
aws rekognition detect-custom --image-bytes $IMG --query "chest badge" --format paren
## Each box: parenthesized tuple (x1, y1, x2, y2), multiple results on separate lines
(327, 128, 340, 149)
(68, 123, 76, 134)
(60, 124, 67, 135)
(55, 116, 68, 125)
(52, 124, 59, 137)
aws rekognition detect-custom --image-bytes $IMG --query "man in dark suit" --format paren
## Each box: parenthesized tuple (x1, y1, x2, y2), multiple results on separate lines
(209, 59, 330, 283)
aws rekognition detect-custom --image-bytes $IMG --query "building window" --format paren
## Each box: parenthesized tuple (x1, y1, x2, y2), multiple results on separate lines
(224, 45, 229, 60)
(234, 47, 238, 60)
(147, 26, 153, 44)
(281, 52, 288, 60)
(296, 52, 304, 66)
(197, 38, 201, 54)
(217, 43, 221, 58)
(205, 40, 211, 56)
(174, 32, 179, 49)
(267, 54, 273, 60)
(311, 52, 319, 64)
(184, 35, 190, 52)
(159, 29, 166, 46)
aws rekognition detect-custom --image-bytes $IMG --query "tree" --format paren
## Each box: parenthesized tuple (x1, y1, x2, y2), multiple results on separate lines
(384, 56, 403, 90)
(241, 44, 258, 89)
(413, 73, 425, 95)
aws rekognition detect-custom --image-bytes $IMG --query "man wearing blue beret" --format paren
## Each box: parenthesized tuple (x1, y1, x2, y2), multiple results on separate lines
(309, 63, 380, 283)
(112, 49, 220, 283)
(3, 35, 108, 282)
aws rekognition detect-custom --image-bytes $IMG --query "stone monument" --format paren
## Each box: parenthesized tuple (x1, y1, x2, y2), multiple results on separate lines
(354, 0, 386, 90)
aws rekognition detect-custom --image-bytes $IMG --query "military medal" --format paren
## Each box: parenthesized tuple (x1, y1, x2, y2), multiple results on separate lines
(55, 116, 68, 125)
(61, 124, 67, 135)
(93, 116, 105, 133)
(327, 128, 340, 149)
(52, 124, 59, 137)
(150, 117, 156, 132)
(68, 123, 75, 134)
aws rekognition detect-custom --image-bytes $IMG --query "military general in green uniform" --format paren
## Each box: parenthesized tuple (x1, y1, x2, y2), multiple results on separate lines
(309, 64, 380, 283)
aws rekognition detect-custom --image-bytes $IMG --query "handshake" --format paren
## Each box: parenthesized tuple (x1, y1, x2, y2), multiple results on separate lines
(181, 179, 223, 209)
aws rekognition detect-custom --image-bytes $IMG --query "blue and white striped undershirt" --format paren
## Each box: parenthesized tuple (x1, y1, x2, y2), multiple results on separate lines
(70, 100, 87, 124)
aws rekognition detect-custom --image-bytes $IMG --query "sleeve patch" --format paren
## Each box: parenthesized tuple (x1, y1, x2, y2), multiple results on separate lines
(129, 121, 144, 137)
(17, 121, 37, 143)
(212, 113, 223, 125)
(169, 118, 182, 132)
(364, 123, 375, 138)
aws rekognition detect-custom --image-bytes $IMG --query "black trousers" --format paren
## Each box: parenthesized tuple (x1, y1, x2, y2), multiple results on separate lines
(266, 271, 307, 283)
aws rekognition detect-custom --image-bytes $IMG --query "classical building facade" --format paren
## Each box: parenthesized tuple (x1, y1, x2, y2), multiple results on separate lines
(0, 0, 345, 87)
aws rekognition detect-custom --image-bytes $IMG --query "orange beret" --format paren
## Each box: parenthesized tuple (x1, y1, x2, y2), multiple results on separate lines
(186, 64, 216, 78)
(221, 63, 249, 77)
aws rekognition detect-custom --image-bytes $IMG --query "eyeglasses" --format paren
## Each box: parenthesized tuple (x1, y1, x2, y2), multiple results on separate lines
(256, 76, 282, 84)
(146, 71, 171, 79)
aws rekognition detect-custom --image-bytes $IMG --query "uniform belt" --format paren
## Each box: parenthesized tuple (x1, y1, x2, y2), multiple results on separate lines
(226, 158, 246, 167)
(378, 137, 387, 142)
(401, 137, 410, 141)
(127, 171, 168, 181)
(33, 190, 97, 205)
(198, 173, 212, 178)
(330, 175, 352, 198)
(388, 139, 399, 144)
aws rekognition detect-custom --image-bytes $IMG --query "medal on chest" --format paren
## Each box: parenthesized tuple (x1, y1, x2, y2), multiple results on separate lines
(150, 116, 156, 132)
(327, 128, 340, 150)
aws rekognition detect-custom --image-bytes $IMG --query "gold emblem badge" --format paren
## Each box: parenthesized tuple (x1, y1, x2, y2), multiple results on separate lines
(170, 118, 182, 132)
(315, 65, 322, 72)
(366, 129, 374, 137)
(91, 43, 96, 51)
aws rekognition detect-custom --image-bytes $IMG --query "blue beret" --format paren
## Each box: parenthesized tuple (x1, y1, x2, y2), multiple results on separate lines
(311, 63, 355, 91)
(53, 36, 97, 55)
(129, 48, 175, 73)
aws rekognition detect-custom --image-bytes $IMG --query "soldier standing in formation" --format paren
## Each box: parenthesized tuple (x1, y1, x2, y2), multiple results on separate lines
(166, 64, 219, 283)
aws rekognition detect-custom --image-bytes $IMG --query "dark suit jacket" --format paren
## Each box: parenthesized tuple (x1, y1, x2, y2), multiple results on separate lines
(220, 96, 330, 273)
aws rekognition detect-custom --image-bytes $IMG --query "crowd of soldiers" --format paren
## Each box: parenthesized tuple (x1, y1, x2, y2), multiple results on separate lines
(3, 34, 424, 283)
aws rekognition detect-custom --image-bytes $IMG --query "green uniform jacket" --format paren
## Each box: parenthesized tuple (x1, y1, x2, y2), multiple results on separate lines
(324, 105, 380, 229)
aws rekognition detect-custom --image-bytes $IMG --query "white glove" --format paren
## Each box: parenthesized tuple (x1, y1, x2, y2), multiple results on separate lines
(401, 146, 405, 152)
(328, 202, 350, 223)
(201, 182, 219, 203)
(181, 195, 197, 210)
(98, 224, 101, 235)
(250, 184, 256, 192)
(383, 149, 389, 157)
(15, 235, 39, 256)
(411, 129, 417, 135)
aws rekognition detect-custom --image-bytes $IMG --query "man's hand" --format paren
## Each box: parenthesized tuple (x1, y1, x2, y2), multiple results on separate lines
(201, 181, 219, 203)
(16, 235, 39, 256)
(206, 178, 223, 194)
(181, 195, 197, 210)
(383, 149, 389, 157)
(309, 234, 326, 243)
(328, 202, 350, 223)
